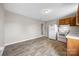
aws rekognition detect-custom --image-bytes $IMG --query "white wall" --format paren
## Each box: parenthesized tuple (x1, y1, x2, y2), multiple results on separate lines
(0, 5, 5, 55)
(0, 5, 4, 48)
(70, 26, 79, 33)
(5, 11, 44, 46)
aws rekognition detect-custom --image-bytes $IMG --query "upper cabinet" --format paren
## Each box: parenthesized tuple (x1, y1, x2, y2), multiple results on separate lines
(76, 4, 79, 25)
(71, 16, 76, 26)
(65, 17, 71, 25)
(59, 4, 79, 26)
(59, 16, 76, 26)
(59, 19, 65, 25)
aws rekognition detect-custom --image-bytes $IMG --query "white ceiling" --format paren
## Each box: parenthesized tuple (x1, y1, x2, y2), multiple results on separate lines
(3, 3, 78, 21)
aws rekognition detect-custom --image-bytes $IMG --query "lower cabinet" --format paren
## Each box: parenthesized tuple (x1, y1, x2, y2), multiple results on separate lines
(67, 38, 79, 56)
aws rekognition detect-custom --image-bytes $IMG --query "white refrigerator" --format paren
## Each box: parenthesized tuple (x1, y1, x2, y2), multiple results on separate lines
(48, 24, 58, 40)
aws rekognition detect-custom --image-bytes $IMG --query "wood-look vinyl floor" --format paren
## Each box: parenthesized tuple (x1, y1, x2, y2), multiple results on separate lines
(2, 37, 67, 56)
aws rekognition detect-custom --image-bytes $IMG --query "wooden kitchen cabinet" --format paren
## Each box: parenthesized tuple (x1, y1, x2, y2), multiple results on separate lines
(67, 39, 79, 56)
(70, 16, 76, 26)
(65, 18, 71, 25)
(59, 19, 65, 25)
(59, 16, 76, 26)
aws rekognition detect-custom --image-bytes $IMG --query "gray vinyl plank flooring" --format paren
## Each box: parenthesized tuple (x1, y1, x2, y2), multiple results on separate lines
(2, 37, 66, 56)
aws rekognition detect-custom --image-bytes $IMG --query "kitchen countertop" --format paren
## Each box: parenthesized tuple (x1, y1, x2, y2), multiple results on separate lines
(66, 33, 79, 40)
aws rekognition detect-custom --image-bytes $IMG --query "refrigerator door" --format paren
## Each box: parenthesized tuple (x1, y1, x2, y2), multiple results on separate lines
(48, 24, 58, 39)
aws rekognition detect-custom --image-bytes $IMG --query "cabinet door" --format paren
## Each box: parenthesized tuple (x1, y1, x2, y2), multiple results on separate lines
(65, 18, 70, 25)
(59, 19, 65, 25)
(59, 16, 76, 26)
(70, 17, 76, 26)
(67, 39, 79, 56)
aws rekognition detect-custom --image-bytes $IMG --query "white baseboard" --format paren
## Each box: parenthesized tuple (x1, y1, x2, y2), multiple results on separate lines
(0, 47, 4, 56)
(5, 35, 43, 46)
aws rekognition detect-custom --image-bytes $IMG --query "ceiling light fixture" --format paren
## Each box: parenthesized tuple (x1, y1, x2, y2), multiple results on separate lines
(44, 10, 48, 14)
(42, 9, 49, 15)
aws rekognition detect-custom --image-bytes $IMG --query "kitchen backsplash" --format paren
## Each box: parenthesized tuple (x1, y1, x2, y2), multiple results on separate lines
(70, 26, 79, 33)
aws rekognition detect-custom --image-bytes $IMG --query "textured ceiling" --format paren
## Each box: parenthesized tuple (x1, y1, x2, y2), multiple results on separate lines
(3, 3, 78, 21)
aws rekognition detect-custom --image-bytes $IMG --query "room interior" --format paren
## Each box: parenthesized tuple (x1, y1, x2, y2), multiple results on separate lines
(0, 3, 79, 56)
